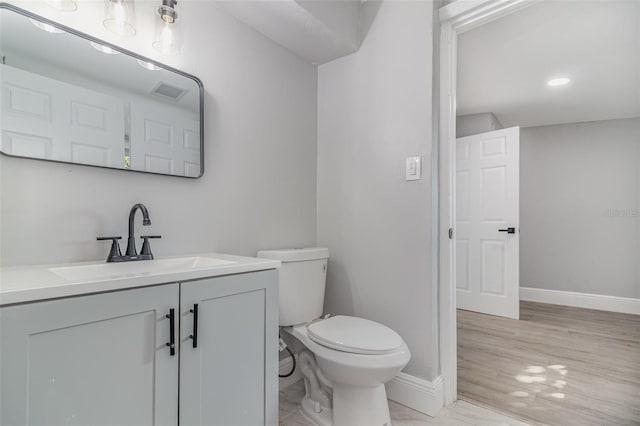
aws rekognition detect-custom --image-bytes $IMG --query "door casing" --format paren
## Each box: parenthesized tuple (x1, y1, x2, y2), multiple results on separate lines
(437, 0, 540, 406)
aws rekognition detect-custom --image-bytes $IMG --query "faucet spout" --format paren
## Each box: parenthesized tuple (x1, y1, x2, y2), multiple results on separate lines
(126, 203, 151, 256)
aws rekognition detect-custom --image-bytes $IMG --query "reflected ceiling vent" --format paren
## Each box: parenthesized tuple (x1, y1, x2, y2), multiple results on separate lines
(151, 82, 188, 102)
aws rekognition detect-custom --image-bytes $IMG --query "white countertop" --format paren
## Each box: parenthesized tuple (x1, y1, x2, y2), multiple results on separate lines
(0, 253, 280, 306)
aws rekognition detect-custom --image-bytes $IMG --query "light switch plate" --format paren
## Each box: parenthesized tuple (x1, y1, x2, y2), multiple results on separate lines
(406, 156, 422, 181)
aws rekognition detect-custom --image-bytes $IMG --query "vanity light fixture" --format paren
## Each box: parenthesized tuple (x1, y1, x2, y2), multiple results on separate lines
(103, 0, 136, 37)
(43, 0, 78, 12)
(137, 59, 162, 71)
(152, 0, 182, 56)
(29, 18, 65, 34)
(547, 77, 571, 87)
(90, 41, 120, 55)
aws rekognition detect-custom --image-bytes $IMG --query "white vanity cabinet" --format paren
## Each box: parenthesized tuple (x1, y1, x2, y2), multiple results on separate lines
(0, 269, 278, 426)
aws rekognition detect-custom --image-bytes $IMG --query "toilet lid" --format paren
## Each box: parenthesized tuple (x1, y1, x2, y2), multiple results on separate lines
(307, 316, 404, 355)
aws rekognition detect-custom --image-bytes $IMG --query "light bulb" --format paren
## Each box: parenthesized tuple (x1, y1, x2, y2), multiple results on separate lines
(114, 3, 125, 29)
(103, 0, 136, 36)
(547, 77, 571, 87)
(153, 4, 181, 55)
(160, 25, 173, 54)
(44, 0, 77, 12)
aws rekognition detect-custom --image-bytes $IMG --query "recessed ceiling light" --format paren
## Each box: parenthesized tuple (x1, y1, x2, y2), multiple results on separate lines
(30, 18, 65, 34)
(547, 77, 571, 87)
(90, 41, 120, 55)
(137, 59, 161, 71)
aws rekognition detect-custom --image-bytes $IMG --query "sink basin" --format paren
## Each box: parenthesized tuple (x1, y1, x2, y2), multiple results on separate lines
(50, 256, 236, 281)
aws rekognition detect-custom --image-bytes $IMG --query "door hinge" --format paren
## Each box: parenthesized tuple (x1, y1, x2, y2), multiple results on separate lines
(448, 228, 453, 239)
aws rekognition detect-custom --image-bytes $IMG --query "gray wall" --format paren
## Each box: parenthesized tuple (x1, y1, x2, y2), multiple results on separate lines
(521, 118, 640, 298)
(0, 1, 318, 266)
(456, 113, 503, 138)
(317, 1, 437, 380)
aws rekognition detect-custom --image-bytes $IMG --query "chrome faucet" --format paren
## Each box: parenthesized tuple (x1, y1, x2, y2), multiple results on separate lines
(97, 203, 161, 262)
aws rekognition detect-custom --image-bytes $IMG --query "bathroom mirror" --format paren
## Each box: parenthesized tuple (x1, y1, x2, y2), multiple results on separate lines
(0, 4, 204, 178)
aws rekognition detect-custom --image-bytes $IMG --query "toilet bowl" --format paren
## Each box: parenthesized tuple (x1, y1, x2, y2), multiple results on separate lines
(257, 248, 411, 426)
(283, 316, 410, 425)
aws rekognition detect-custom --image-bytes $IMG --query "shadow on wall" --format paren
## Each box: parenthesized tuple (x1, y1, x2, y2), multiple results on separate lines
(358, 0, 383, 48)
(201, 91, 220, 177)
(323, 259, 355, 316)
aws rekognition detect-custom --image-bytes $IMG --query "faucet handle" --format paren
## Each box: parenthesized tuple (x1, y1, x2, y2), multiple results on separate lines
(97, 237, 122, 262)
(140, 235, 161, 258)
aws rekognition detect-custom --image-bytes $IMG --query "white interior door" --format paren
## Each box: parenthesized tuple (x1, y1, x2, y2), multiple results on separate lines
(1, 64, 125, 167)
(130, 99, 201, 177)
(456, 127, 520, 319)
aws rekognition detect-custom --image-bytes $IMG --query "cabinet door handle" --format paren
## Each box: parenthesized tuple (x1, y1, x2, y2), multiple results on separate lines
(189, 304, 199, 348)
(166, 308, 175, 356)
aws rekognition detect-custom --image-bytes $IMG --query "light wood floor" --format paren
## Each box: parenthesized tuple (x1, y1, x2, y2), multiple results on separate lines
(458, 302, 640, 426)
(279, 380, 529, 425)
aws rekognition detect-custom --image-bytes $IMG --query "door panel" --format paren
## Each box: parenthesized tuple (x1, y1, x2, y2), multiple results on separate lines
(0, 284, 179, 426)
(481, 166, 506, 220)
(456, 127, 520, 319)
(456, 239, 470, 290)
(2, 131, 52, 157)
(481, 136, 506, 157)
(481, 239, 506, 295)
(456, 170, 470, 221)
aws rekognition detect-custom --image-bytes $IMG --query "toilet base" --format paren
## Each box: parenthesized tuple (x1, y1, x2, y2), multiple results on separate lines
(332, 383, 391, 426)
(300, 395, 332, 426)
(300, 384, 391, 426)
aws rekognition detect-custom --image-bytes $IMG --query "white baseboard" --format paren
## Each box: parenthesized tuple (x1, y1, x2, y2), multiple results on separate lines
(386, 373, 443, 417)
(520, 287, 640, 315)
(279, 356, 303, 389)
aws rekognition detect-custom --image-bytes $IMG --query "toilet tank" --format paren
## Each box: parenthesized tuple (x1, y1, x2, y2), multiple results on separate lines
(257, 248, 329, 326)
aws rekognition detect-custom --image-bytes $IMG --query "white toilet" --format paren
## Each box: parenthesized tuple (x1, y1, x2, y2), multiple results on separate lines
(257, 248, 410, 426)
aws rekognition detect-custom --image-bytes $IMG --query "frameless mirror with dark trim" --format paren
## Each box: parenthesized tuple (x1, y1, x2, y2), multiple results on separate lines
(0, 3, 204, 178)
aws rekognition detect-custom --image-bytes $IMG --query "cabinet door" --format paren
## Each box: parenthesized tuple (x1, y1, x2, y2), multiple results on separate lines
(180, 270, 279, 426)
(0, 284, 179, 426)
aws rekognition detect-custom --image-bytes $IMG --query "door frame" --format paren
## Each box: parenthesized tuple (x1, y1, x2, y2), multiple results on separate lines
(437, 0, 539, 405)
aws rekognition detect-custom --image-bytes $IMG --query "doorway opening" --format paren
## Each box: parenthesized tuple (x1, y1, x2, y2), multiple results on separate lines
(438, 1, 640, 424)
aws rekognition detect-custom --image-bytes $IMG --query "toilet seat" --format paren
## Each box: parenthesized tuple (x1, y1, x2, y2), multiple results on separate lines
(307, 315, 404, 355)
(286, 323, 410, 373)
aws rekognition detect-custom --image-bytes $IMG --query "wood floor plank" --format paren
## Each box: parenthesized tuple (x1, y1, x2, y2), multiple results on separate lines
(457, 302, 640, 426)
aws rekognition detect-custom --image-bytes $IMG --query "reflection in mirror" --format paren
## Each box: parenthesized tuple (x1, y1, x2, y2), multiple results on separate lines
(0, 4, 204, 178)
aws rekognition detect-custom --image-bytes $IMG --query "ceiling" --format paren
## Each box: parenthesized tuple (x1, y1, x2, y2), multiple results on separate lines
(457, 0, 640, 128)
(215, 0, 377, 65)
